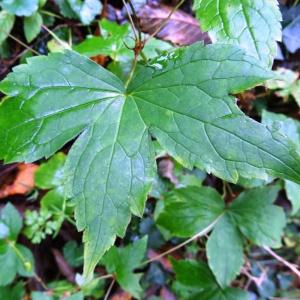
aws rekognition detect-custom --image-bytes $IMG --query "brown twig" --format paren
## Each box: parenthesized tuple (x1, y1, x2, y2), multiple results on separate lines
(263, 246, 300, 278)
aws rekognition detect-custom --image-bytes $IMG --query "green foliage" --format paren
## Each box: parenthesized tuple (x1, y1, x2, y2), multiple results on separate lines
(63, 240, 83, 267)
(102, 237, 147, 298)
(56, 0, 102, 25)
(262, 110, 300, 214)
(158, 185, 285, 287)
(194, 0, 281, 68)
(0, 203, 34, 286)
(172, 259, 249, 300)
(24, 209, 61, 243)
(0, 0, 39, 17)
(0, 10, 15, 45)
(24, 153, 68, 243)
(24, 11, 43, 42)
(0, 282, 25, 300)
(1, 39, 300, 280)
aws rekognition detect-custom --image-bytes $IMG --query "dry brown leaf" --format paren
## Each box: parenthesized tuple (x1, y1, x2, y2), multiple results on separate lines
(111, 290, 132, 300)
(0, 163, 38, 199)
(138, 4, 210, 45)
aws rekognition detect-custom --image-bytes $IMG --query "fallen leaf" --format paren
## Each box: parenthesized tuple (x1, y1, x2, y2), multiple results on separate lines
(0, 163, 38, 199)
(138, 4, 210, 45)
(111, 290, 132, 300)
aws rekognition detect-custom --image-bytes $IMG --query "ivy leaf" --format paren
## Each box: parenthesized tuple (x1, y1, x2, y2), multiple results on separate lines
(0, 11, 15, 45)
(194, 0, 281, 68)
(172, 259, 249, 300)
(156, 186, 225, 237)
(207, 214, 244, 288)
(0, 0, 39, 17)
(1, 43, 300, 280)
(229, 185, 285, 247)
(24, 12, 43, 43)
(102, 237, 147, 298)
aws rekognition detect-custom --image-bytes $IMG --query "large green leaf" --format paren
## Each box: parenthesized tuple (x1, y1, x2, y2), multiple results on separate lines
(1, 43, 299, 280)
(194, 0, 281, 68)
(0, 0, 39, 16)
(0, 10, 15, 45)
(102, 237, 147, 298)
(172, 259, 249, 300)
(128, 43, 300, 183)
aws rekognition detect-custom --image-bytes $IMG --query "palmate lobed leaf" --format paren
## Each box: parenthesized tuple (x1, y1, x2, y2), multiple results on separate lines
(194, 0, 282, 68)
(1, 42, 300, 280)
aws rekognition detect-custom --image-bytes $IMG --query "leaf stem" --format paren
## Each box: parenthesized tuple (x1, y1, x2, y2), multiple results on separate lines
(104, 278, 115, 300)
(125, 54, 138, 88)
(140, 213, 224, 266)
(263, 246, 300, 278)
(121, 0, 139, 42)
(8, 34, 40, 56)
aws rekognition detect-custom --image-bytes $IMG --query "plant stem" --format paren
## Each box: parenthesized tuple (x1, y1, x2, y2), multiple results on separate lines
(263, 246, 300, 278)
(121, 0, 139, 42)
(140, 213, 223, 266)
(144, 0, 185, 45)
(104, 278, 115, 300)
(125, 54, 138, 88)
(8, 34, 40, 56)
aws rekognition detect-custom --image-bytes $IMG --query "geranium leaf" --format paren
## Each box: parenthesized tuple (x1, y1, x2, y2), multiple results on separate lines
(194, 0, 281, 68)
(1, 42, 299, 281)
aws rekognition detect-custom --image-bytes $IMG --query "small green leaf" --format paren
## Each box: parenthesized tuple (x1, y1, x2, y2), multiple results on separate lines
(0, 242, 34, 285)
(194, 0, 281, 68)
(207, 214, 244, 288)
(0, 0, 39, 17)
(102, 237, 147, 298)
(67, 0, 102, 25)
(0, 10, 15, 45)
(24, 11, 43, 43)
(35, 153, 66, 189)
(285, 180, 300, 215)
(172, 259, 249, 300)
(63, 240, 83, 268)
(229, 186, 285, 247)
(0, 203, 22, 240)
(0, 282, 25, 299)
(157, 186, 225, 237)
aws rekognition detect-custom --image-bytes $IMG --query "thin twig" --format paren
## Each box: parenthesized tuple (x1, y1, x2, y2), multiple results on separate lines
(144, 0, 185, 45)
(104, 278, 115, 300)
(8, 34, 40, 56)
(140, 213, 224, 266)
(41, 25, 72, 49)
(263, 246, 300, 278)
(121, 0, 138, 42)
